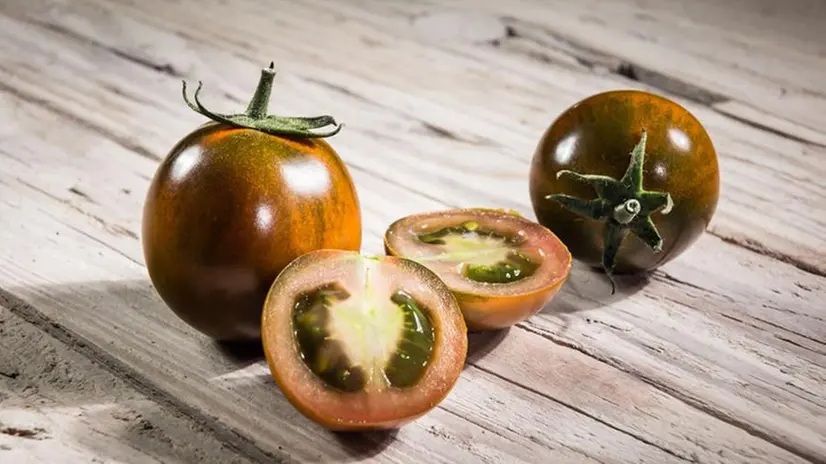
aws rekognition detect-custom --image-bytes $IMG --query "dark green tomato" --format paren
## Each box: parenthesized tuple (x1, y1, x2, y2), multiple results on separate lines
(143, 63, 361, 341)
(142, 123, 362, 341)
(529, 90, 720, 277)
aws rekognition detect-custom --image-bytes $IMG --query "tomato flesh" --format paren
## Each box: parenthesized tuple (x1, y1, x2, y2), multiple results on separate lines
(292, 282, 435, 393)
(415, 220, 539, 284)
(262, 250, 467, 431)
(385, 209, 572, 331)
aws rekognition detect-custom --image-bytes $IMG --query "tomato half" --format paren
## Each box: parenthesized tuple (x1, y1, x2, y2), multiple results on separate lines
(384, 208, 572, 331)
(261, 250, 467, 431)
(529, 90, 719, 290)
(142, 64, 361, 341)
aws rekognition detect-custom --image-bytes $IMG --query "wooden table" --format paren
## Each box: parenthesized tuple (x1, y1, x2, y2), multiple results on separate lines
(1, 0, 824, 462)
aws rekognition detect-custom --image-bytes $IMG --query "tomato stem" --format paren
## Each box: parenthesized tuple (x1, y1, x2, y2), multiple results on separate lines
(181, 63, 343, 138)
(245, 61, 275, 120)
(546, 130, 673, 293)
(613, 199, 641, 224)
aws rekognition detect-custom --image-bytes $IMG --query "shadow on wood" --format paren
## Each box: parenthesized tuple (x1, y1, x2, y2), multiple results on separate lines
(2, 279, 427, 462)
(465, 327, 510, 367)
(542, 262, 651, 315)
(331, 429, 399, 460)
(213, 339, 265, 364)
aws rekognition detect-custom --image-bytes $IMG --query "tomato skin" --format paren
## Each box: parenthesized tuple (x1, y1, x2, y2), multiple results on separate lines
(529, 90, 719, 274)
(451, 280, 568, 331)
(142, 122, 361, 341)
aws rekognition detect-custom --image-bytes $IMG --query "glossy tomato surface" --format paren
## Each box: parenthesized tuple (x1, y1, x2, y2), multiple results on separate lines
(529, 90, 719, 274)
(142, 123, 361, 341)
(261, 250, 467, 431)
(384, 208, 571, 331)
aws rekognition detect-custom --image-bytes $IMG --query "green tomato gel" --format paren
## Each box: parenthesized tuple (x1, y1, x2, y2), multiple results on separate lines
(385, 290, 435, 388)
(416, 223, 538, 284)
(292, 283, 435, 392)
(465, 251, 539, 284)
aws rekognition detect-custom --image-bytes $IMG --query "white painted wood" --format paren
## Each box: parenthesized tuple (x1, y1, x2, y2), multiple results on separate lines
(38, 0, 825, 275)
(0, 305, 255, 464)
(0, 0, 824, 462)
(384, 0, 826, 145)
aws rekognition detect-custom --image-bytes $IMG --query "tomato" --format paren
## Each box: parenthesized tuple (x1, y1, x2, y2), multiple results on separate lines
(142, 63, 361, 341)
(384, 208, 572, 331)
(261, 250, 467, 431)
(529, 90, 719, 291)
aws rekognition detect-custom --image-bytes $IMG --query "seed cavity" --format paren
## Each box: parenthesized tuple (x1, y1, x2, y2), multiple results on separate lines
(292, 283, 365, 392)
(291, 281, 436, 393)
(416, 223, 539, 284)
(385, 291, 435, 388)
(465, 250, 538, 284)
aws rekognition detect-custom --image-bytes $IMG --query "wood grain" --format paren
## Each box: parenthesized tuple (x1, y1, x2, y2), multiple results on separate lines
(43, 0, 825, 276)
(0, 0, 824, 462)
(0, 304, 254, 464)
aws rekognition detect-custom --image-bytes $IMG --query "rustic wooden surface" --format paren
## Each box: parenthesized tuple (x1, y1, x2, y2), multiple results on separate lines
(1, 0, 824, 462)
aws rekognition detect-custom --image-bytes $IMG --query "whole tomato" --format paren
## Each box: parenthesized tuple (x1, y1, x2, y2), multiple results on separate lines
(529, 90, 719, 291)
(142, 63, 362, 341)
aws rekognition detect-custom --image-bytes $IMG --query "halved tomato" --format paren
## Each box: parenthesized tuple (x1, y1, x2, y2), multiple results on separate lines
(261, 249, 467, 431)
(384, 208, 572, 331)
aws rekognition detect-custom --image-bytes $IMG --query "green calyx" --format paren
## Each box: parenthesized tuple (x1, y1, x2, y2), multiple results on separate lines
(546, 130, 673, 293)
(181, 62, 342, 138)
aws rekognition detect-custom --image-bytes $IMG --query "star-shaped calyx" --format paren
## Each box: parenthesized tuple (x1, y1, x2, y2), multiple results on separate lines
(546, 130, 673, 293)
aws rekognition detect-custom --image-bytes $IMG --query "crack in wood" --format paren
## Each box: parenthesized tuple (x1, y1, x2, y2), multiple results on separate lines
(438, 405, 517, 446)
(25, 17, 181, 78)
(774, 334, 826, 356)
(470, 362, 695, 462)
(708, 229, 826, 278)
(15, 177, 140, 243)
(654, 271, 736, 303)
(495, 17, 728, 107)
(303, 75, 487, 146)
(0, 81, 162, 163)
(68, 186, 94, 203)
(517, 322, 826, 464)
(301, 76, 376, 106)
(0, 426, 48, 440)
(0, 287, 290, 464)
(495, 17, 826, 149)
(718, 107, 826, 149)
(749, 313, 826, 348)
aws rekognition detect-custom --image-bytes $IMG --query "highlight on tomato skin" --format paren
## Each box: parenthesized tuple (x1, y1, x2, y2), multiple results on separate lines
(383, 208, 573, 331)
(261, 249, 468, 431)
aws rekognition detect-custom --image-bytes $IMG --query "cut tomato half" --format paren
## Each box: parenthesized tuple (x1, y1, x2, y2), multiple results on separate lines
(261, 249, 467, 431)
(384, 208, 572, 330)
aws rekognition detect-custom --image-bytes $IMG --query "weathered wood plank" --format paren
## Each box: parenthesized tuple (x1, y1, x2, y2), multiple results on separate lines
(388, 0, 826, 146)
(0, 0, 824, 463)
(46, 0, 826, 276)
(0, 304, 255, 464)
(6, 79, 803, 462)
